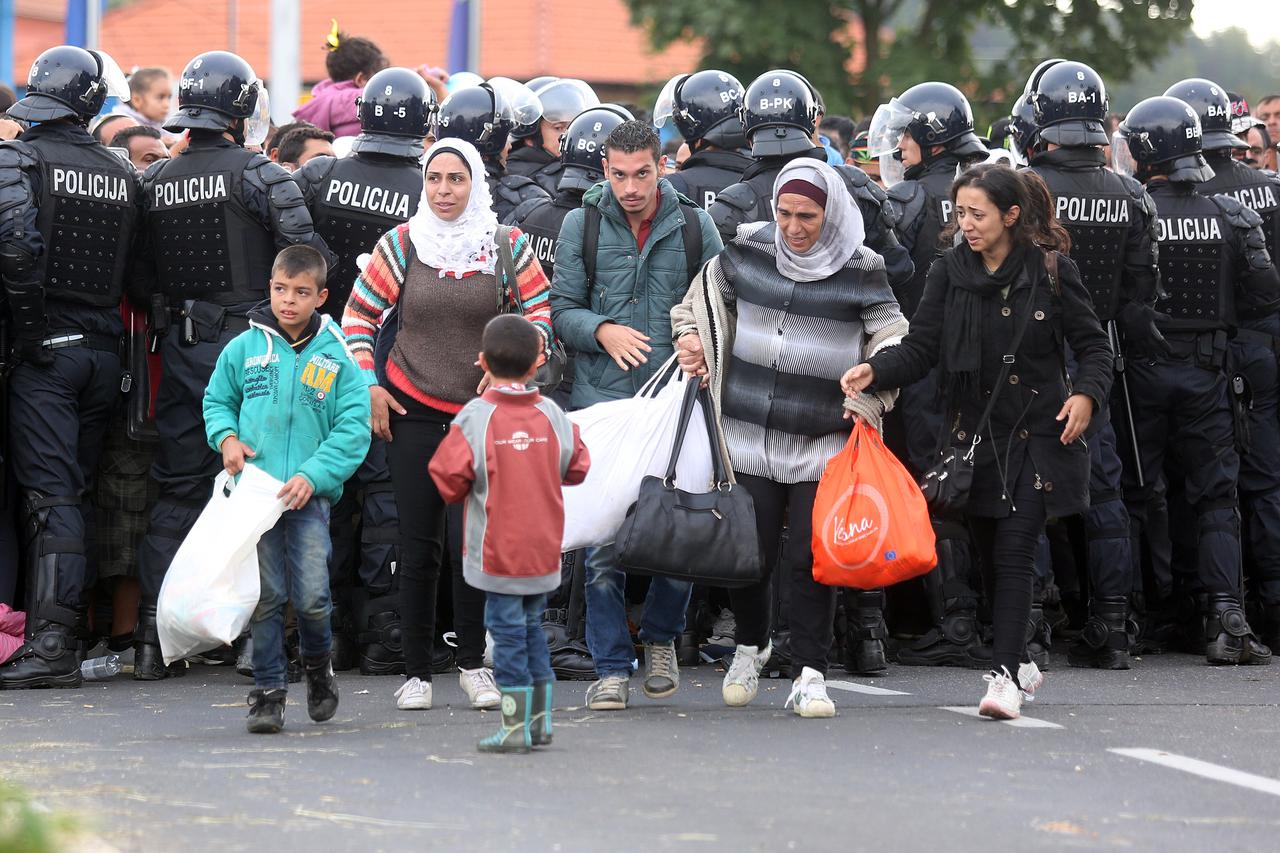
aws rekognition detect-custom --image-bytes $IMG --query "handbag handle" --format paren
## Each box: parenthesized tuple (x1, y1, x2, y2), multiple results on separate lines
(636, 353, 681, 399)
(661, 377, 703, 485)
(697, 385, 732, 488)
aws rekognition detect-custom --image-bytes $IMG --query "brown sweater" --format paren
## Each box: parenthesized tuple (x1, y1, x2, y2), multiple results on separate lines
(390, 259, 498, 411)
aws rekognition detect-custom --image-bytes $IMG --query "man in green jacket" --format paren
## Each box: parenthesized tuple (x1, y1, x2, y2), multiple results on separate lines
(550, 120, 722, 711)
(204, 245, 372, 733)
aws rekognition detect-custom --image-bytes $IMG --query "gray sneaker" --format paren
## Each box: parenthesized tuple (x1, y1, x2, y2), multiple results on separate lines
(642, 641, 680, 699)
(585, 675, 629, 710)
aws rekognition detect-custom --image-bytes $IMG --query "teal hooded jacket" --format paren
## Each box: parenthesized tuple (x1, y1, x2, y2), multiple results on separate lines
(203, 312, 372, 502)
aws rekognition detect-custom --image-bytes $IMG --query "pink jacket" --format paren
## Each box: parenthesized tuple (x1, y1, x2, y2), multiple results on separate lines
(0, 603, 25, 663)
(292, 79, 363, 138)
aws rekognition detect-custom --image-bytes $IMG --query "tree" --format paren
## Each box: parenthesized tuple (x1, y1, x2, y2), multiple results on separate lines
(622, 0, 1195, 118)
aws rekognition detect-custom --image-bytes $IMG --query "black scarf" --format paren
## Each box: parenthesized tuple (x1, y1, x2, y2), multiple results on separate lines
(941, 243, 1030, 398)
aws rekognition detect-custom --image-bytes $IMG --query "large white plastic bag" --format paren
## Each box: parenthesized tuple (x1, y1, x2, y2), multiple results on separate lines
(562, 357, 714, 551)
(158, 465, 289, 664)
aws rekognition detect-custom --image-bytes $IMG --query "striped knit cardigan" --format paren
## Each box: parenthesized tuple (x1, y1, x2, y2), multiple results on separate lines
(341, 222, 554, 383)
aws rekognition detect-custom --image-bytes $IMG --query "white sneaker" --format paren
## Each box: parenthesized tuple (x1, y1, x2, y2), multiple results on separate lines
(979, 667, 1022, 720)
(394, 677, 433, 710)
(1017, 660, 1044, 702)
(722, 642, 771, 707)
(459, 667, 501, 710)
(785, 666, 836, 718)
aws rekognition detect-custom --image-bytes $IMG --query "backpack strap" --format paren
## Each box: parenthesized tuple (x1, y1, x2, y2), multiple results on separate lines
(582, 204, 601, 301)
(678, 199, 703, 285)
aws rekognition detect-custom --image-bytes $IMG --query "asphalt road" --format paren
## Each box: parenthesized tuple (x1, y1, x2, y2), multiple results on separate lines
(2, 653, 1279, 852)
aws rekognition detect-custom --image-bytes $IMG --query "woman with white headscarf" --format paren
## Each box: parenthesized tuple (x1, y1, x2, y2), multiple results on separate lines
(672, 157, 908, 718)
(343, 138, 554, 712)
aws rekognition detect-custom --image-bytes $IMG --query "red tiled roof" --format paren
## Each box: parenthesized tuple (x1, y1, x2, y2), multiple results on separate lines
(14, 0, 705, 92)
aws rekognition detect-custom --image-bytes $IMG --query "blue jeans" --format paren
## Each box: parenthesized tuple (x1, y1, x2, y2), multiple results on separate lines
(251, 498, 333, 691)
(584, 545, 691, 678)
(485, 592, 554, 688)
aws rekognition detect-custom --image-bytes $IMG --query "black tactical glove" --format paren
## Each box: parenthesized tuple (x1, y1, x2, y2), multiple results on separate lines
(1117, 302, 1173, 358)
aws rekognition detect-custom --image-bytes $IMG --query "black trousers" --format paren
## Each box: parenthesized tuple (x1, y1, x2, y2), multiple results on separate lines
(9, 347, 120, 624)
(384, 395, 485, 679)
(969, 468, 1047, 678)
(731, 474, 835, 678)
(329, 438, 400, 597)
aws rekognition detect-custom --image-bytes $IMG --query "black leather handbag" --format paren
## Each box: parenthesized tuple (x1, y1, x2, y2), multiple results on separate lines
(919, 260, 1043, 514)
(615, 379, 763, 588)
(495, 224, 567, 393)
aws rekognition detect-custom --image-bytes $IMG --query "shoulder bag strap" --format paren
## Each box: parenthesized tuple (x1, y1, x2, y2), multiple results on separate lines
(494, 224, 519, 313)
(679, 201, 703, 285)
(582, 205, 601, 301)
(661, 377, 704, 485)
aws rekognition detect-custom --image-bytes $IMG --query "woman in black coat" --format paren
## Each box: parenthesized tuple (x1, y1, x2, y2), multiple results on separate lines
(842, 164, 1113, 720)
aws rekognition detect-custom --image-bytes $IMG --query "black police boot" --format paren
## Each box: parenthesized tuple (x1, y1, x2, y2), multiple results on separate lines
(844, 589, 888, 675)
(1264, 604, 1280, 653)
(303, 653, 339, 722)
(1205, 594, 1272, 666)
(329, 599, 358, 672)
(1067, 597, 1132, 670)
(1025, 603, 1051, 670)
(0, 621, 81, 689)
(246, 688, 287, 734)
(898, 524, 989, 668)
(134, 603, 185, 681)
(541, 611, 596, 681)
(357, 594, 405, 676)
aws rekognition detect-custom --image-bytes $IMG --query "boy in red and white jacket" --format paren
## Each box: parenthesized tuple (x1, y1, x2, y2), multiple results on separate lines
(429, 315, 590, 753)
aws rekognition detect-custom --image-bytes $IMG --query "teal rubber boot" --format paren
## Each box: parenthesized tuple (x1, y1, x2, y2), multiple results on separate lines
(531, 681, 553, 746)
(477, 686, 533, 754)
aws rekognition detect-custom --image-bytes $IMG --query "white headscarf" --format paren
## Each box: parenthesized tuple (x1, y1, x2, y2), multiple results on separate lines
(408, 138, 500, 279)
(771, 158, 865, 283)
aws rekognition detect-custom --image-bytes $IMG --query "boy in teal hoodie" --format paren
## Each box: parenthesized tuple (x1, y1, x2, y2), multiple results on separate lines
(203, 245, 371, 734)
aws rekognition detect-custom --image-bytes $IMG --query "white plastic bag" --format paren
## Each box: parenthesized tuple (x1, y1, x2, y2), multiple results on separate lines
(158, 465, 288, 664)
(562, 357, 714, 551)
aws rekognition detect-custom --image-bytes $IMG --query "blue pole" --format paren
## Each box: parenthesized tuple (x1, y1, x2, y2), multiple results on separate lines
(65, 0, 87, 46)
(0, 0, 14, 89)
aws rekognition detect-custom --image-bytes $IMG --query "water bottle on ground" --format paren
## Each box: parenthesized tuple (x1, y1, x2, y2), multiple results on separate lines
(81, 654, 122, 681)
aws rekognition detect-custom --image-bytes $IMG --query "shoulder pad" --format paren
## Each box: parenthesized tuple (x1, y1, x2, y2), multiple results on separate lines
(140, 158, 167, 186)
(294, 155, 338, 192)
(0, 140, 38, 171)
(885, 180, 927, 228)
(834, 164, 887, 204)
(1210, 192, 1264, 229)
(511, 195, 550, 226)
(247, 155, 295, 188)
(1117, 174, 1158, 220)
(708, 181, 759, 240)
(885, 180, 921, 205)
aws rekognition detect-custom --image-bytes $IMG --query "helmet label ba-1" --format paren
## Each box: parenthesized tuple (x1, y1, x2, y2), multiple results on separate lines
(324, 179, 412, 219)
(50, 167, 129, 204)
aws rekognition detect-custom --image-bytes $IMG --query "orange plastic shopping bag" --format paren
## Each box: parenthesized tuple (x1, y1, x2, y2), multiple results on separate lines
(812, 421, 937, 589)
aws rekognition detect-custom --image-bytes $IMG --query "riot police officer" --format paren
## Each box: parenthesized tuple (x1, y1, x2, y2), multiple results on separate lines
(1115, 95, 1279, 665)
(1167, 77, 1280, 651)
(293, 66, 430, 673)
(865, 81, 989, 668)
(132, 50, 334, 679)
(1025, 61, 1162, 670)
(655, 70, 752, 210)
(507, 78, 598, 196)
(436, 79, 551, 223)
(0, 46, 143, 688)
(706, 69, 912, 674)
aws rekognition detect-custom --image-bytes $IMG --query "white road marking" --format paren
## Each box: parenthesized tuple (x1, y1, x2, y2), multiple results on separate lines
(825, 679, 911, 696)
(1109, 748, 1280, 797)
(939, 706, 1064, 728)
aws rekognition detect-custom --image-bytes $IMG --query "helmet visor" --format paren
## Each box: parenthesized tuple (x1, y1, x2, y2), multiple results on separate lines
(653, 75, 682, 128)
(879, 152, 905, 187)
(867, 98, 915, 158)
(1111, 130, 1138, 178)
(447, 71, 484, 92)
(244, 84, 270, 147)
(92, 51, 131, 101)
(488, 77, 543, 127)
(536, 78, 598, 123)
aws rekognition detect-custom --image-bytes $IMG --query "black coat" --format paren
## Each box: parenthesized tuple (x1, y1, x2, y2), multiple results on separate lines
(868, 246, 1114, 518)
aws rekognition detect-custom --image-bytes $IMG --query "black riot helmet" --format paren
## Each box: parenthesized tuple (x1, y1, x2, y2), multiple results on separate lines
(1032, 61, 1109, 147)
(9, 45, 129, 123)
(1115, 96, 1214, 184)
(438, 78, 542, 159)
(738, 70, 819, 158)
(558, 104, 634, 193)
(165, 51, 270, 146)
(1007, 98, 1040, 164)
(655, 69, 746, 150)
(869, 82, 986, 161)
(357, 67, 436, 138)
(1163, 78, 1247, 152)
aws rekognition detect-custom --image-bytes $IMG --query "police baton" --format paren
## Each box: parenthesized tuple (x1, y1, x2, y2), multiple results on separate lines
(1108, 319, 1145, 489)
